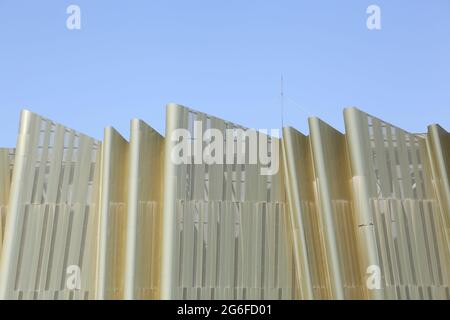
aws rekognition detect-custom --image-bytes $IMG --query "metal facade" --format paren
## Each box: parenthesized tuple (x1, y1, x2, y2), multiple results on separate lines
(124, 120, 164, 300)
(345, 108, 450, 299)
(160, 104, 297, 300)
(0, 110, 101, 300)
(0, 106, 449, 300)
(96, 120, 164, 300)
(0, 148, 14, 250)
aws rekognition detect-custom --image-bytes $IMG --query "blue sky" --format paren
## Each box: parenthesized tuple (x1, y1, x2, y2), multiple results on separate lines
(0, 0, 449, 146)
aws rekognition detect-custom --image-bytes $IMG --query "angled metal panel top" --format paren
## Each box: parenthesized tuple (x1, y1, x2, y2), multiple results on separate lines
(281, 127, 314, 300)
(161, 103, 296, 300)
(283, 128, 332, 299)
(344, 107, 450, 300)
(96, 127, 129, 300)
(0, 110, 102, 300)
(345, 107, 435, 208)
(308, 117, 365, 300)
(124, 119, 164, 300)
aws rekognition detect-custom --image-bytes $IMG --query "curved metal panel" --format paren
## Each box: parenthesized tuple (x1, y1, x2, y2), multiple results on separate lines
(124, 119, 164, 300)
(161, 104, 297, 300)
(0, 110, 101, 300)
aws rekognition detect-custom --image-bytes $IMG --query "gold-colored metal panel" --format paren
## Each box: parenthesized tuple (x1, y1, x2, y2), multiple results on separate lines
(0, 110, 102, 300)
(96, 127, 129, 300)
(0, 148, 14, 250)
(427, 125, 450, 231)
(308, 117, 366, 300)
(124, 120, 164, 300)
(282, 127, 324, 300)
(0, 106, 448, 301)
(345, 107, 450, 300)
(161, 104, 297, 300)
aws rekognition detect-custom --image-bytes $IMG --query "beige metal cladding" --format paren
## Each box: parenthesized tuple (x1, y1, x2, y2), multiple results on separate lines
(0, 110, 102, 300)
(426, 125, 450, 282)
(0, 148, 14, 249)
(96, 120, 164, 301)
(281, 128, 315, 300)
(0, 105, 449, 301)
(308, 118, 367, 300)
(124, 119, 164, 300)
(427, 125, 450, 244)
(282, 124, 366, 300)
(344, 107, 450, 300)
(96, 127, 129, 300)
(161, 103, 297, 300)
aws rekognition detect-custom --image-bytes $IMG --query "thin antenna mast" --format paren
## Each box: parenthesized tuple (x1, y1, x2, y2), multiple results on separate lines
(281, 74, 285, 128)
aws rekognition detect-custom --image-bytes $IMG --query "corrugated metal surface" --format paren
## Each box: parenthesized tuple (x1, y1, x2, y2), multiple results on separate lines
(0, 105, 449, 300)
(344, 108, 450, 299)
(96, 127, 129, 300)
(0, 110, 101, 300)
(282, 119, 367, 300)
(124, 119, 164, 300)
(161, 104, 297, 300)
(0, 148, 14, 250)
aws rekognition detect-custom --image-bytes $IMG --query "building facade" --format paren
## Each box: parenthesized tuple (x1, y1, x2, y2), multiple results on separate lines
(0, 105, 448, 300)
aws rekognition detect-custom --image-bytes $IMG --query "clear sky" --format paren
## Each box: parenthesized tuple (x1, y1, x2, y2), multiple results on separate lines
(0, 0, 449, 146)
